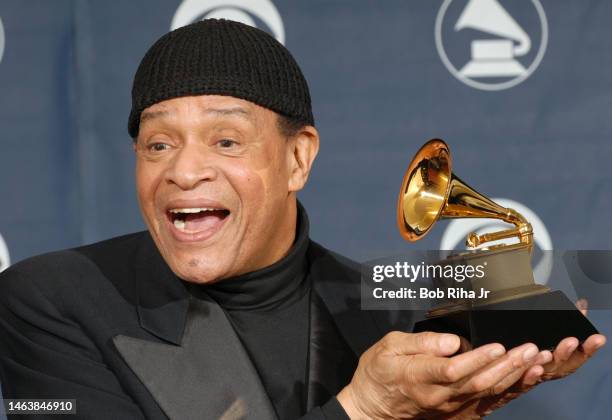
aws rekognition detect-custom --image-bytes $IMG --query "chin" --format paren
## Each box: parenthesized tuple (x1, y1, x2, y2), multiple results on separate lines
(166, 250, 234, 284)
(147, 220, 230, 282)
(178, 271, 219, 285)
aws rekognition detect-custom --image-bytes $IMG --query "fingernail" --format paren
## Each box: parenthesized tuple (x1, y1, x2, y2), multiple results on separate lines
(489, 345, 505, 358)
(440, 334, 459, 352)
(540, 351, 553, 364)
(567, 341, 579, 354)
(523, 345, 538, 362)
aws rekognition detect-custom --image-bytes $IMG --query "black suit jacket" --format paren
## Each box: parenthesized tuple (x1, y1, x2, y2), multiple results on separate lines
(0, 231, 401, 419)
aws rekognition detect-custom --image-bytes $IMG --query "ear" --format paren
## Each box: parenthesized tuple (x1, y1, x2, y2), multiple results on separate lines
(132, 135, 141, 152)
(287, 126, 320, 193)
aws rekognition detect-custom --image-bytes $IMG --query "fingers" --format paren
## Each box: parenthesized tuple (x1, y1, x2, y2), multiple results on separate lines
(457, 343, 540, 396)
(401, 342, 505, 386)
(439, 343, 507, 383)
(521, 364, 545, 386)
(486, 361, 535, 395)
(553, 337, 580, 363)
(552, 334, 605, 361)
(385, 331, 461, 357)
(541, 334, 606, 381)
(581, 334, 606, 356)
(535, 350, 553, 365)
(514, 350, 552, 388)
(437, 347, 552, 417)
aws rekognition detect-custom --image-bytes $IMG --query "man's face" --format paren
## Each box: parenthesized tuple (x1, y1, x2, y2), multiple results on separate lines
(135, 95, 315, 283)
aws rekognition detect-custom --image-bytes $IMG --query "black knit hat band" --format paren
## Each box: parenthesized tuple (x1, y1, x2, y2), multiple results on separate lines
(128, 19, 314, 138)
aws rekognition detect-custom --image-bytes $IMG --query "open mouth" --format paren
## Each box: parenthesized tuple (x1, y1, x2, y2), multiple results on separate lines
(167, 207, 231, 234)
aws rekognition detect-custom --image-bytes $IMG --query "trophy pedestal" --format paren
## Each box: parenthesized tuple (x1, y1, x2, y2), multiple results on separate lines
(413, 290, 599, 350)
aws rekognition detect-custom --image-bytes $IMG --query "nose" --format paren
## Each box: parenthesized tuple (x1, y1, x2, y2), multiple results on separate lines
(164, 142, 218, 190)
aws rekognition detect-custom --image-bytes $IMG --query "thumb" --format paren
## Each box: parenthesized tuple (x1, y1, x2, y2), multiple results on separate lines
(382, 331, 460, 357)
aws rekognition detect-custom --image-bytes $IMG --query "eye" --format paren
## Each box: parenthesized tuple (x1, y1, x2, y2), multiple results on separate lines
(148, 142, 170, 152)
(218, 138, 238, 148)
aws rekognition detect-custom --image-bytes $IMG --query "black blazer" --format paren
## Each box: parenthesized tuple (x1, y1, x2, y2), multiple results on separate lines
(0, 231, 399, 419)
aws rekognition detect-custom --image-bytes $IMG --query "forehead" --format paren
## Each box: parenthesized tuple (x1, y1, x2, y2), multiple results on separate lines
(140, 95, 269, 125)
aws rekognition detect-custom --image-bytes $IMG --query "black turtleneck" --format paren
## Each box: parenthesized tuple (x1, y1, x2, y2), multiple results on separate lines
(186, 205, 314, 419)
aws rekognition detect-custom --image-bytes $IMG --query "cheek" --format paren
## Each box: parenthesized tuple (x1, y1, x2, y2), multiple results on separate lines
(249, 143, 291, 197)
(222, 160, 284, 243)
(227, 147, 289, 207)
(135, 161, 164, 214)
(224, 161, 267, 206)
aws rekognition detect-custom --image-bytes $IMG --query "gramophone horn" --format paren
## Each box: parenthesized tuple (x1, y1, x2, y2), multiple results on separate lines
(396, 139, 533, 248)
(396, 139, 451, 241)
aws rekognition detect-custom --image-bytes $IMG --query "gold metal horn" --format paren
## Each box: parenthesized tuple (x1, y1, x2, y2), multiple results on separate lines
(396, 139, 533, 249)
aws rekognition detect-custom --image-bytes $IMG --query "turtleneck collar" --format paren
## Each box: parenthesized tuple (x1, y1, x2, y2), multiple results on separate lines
(185, 202, 311, 311)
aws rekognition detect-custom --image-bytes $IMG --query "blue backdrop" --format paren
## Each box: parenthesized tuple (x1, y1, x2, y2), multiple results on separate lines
(1, 1, 611, 419)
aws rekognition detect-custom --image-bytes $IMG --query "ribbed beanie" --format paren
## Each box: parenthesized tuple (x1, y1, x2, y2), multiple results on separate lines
(128, 19, 314, 138)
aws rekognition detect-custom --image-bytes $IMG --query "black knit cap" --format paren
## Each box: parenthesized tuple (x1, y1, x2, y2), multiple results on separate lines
(128, 19, 314, 138)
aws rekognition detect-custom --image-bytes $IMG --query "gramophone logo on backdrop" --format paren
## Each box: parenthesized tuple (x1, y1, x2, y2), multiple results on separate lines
(440, 198, 553, 284)
(171, 0, 285, 44)
(0, 232, 10, 272)
(435, 0, 548, 91)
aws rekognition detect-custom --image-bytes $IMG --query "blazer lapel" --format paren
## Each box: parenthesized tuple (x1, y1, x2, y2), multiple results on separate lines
(305, 241, 386, 411)
(115, 234, 276, 420)
(305, 290, 358, 410)
(114, 296, 277, 420)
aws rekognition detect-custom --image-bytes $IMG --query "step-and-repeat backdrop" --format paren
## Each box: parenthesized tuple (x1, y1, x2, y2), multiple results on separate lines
(1, 1, 611, 419)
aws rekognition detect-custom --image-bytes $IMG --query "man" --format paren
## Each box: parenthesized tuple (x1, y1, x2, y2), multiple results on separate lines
(0, 19, 605, 420)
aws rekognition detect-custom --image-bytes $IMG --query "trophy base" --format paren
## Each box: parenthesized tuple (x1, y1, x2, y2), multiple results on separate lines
(413, 290, 599, 350)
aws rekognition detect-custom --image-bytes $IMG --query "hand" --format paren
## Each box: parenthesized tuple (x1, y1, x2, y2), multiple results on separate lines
(437, 334, 606, 419)
(433, 301, 607, 419)
(428, 349, 553, 419)
(336, 332, 543, 419)
(517, 300, 605, 385)
(524, 300, 606, 384)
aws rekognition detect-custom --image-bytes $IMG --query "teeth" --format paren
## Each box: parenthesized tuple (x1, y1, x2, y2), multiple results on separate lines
(174, 219, 186, 231)
(169, 207, 218, 213)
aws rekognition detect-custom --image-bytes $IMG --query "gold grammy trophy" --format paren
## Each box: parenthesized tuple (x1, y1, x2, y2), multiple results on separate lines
(397, 139, 598, 350)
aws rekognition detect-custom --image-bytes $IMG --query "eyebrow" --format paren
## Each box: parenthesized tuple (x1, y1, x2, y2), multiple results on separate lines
(140, 106, 254, 123)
